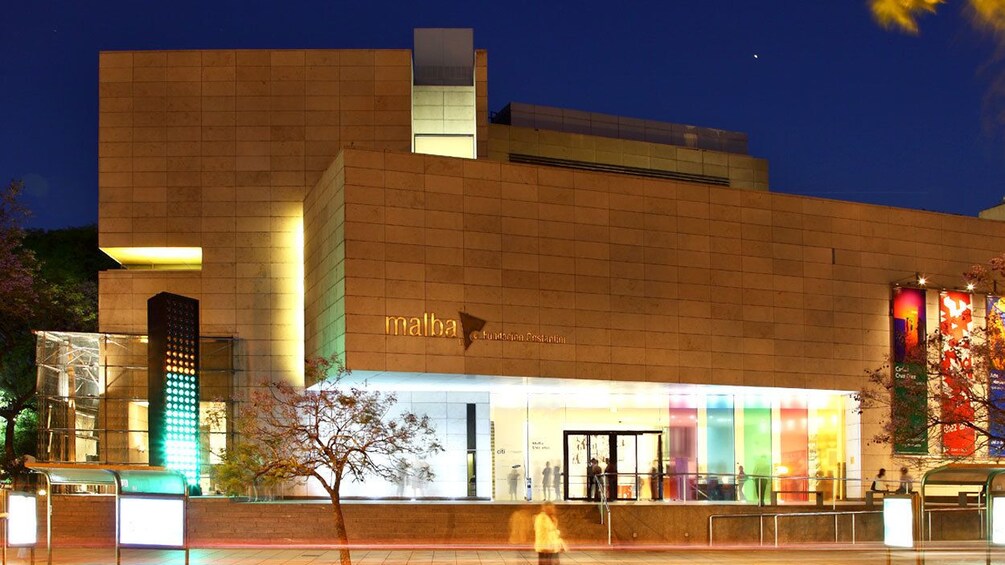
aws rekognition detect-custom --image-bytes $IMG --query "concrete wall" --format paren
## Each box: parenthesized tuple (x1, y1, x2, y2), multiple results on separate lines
(97, 49, 415, 388)
(40, 495, 994, 547)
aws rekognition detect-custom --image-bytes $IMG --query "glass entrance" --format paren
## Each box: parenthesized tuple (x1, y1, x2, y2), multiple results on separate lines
(563, 430, 663, 501)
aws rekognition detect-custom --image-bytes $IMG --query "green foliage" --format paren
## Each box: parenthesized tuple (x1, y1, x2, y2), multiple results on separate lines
(0, 409, 38, 457)
(210, 442, 282, 499)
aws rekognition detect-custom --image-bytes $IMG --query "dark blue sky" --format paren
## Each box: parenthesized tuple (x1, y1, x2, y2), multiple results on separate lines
(3, 1, 1004, 229)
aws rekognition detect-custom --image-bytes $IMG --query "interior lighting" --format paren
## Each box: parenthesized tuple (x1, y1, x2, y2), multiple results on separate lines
(917, 274, 927, 286)
(967, 283, 976, 292)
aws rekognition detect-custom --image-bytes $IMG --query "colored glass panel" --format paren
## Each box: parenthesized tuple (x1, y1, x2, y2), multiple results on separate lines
(988, 296, 1005, 457)
(668, 395, 697, 500)
(940, 291, 975, 456)
(742, 397, 772, 503)
(892, 287, 928, 454)
(705, 395, 735, 500)
(780, 401, 808, 502)
(809, 396, 844, 501)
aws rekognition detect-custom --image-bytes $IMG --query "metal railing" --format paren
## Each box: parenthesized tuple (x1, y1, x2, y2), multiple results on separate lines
(925, 506, 986, 541)
(708, 509, 882, 547)
(594, 475, 612, 545)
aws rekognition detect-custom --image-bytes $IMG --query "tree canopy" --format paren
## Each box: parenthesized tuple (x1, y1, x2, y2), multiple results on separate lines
(0, 179, 114, 481)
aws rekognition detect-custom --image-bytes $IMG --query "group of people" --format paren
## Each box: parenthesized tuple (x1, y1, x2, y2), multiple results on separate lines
(584, 457, 616, 501)
(871, 466, 915, 494)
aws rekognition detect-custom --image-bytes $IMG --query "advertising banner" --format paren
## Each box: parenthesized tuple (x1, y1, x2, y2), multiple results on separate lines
(892, 287, 928, 454)
(939, 291, 975, 456)
(987, 296, 1005, 457)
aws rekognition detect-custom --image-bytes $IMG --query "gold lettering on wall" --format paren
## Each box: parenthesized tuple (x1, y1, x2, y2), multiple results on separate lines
(385, 313, 458, 338)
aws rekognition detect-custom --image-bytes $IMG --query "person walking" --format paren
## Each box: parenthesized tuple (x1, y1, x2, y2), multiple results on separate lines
(553, 464, 563, 501)
(534, 502, 566, 564)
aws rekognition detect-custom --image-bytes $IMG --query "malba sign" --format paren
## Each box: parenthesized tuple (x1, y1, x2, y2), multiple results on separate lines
(384, 311, 568, 350)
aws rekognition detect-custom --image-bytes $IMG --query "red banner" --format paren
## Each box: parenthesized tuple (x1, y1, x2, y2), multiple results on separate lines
(940, 291, 974, 456)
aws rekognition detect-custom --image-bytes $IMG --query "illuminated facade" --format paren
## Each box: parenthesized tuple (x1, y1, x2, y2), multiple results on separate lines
(80, 29, 1005, 499)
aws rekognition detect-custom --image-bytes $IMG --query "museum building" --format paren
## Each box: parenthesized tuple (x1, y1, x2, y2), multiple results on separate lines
(34, 29, 1005, 502)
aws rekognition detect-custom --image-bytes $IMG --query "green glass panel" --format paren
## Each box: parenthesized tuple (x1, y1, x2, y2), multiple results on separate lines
(742, 403, 771, 503)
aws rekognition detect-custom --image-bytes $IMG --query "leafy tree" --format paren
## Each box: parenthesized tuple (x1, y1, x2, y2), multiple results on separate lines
(0, 179, 113, 481)
(0, 180, 41, 477)
(870, 0, 1005, 34)
(224, 356, 442, 565)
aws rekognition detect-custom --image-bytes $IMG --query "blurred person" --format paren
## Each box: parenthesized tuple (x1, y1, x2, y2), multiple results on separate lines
(534, 502, 566, 564)
(871, 468, 889, 492)
(603, 457, 616, 501)
(586, 458, 598, 500)
(542, 462, 553, 501)
(896, 467, 915, 494)
(649, 460, 661, 500)
(736, 465, 747, 502)
(508, 466, 520, 500)
(553, 464, 562, 500)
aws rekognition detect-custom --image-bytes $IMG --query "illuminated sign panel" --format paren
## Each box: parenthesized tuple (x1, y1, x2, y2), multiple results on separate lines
(119, 497, 185, 547)
(939, 291, 974, 455)
(883, 496, 914, 548)
(994, 496, 1005, 545)
(891, 287, 928, 454)
(8, 493, 37, 546)
(148, 292, 200, 487)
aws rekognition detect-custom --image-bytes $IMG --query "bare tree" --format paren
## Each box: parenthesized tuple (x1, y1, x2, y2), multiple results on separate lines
(858, 325, 1005, 460)
(225, 356, 442, 565)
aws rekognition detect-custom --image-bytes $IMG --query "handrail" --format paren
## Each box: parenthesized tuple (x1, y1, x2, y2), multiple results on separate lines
(923, 506, 986, 541)
(708, 509, 881, 547)
(594, 475, 611, 545)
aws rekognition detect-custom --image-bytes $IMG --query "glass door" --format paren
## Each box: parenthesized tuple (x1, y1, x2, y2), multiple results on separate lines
(564, 431, 662, 501)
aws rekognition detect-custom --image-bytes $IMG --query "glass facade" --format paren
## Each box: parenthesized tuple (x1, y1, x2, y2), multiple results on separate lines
(311, 373, 853, 502)
(35, 331, 236, 493)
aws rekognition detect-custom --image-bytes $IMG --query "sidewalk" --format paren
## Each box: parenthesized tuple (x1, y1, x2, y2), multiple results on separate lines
(3, 545, 997, 565)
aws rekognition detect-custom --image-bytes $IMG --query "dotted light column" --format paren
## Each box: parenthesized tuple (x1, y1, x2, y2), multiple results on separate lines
(148, 292, 200, 487)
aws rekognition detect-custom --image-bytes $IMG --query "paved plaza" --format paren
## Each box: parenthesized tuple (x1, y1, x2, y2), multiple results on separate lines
(6, 545, 1005, 565)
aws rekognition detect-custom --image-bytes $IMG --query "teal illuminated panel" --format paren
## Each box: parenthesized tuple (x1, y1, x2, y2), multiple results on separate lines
(148, 292, 200, 488)
(706, 395, 735, 476)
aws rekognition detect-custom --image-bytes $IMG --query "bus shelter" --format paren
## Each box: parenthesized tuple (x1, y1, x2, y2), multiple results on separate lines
(920, 464, 1005, 545)
(24, 463, 188, 565)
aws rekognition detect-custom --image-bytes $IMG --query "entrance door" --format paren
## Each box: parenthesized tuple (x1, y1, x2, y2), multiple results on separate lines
(563, 430, 662, 501)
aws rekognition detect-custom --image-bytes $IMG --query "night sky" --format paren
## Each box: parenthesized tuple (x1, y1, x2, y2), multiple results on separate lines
(3, 1, 1004, 229)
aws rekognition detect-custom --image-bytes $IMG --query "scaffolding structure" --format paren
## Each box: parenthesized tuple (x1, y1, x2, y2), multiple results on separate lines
(35, 331, 237, 488)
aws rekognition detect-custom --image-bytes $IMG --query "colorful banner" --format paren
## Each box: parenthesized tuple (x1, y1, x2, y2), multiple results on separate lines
(892, 287, 928, 454)
(939, 291, 974, 456)
(987, 296, 1005, 457)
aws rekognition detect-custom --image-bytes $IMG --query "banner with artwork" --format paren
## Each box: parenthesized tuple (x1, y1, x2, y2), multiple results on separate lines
(939, 291, 974, 456)
(987, 296, 1005, 457)
(892, 287, 928, 454)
